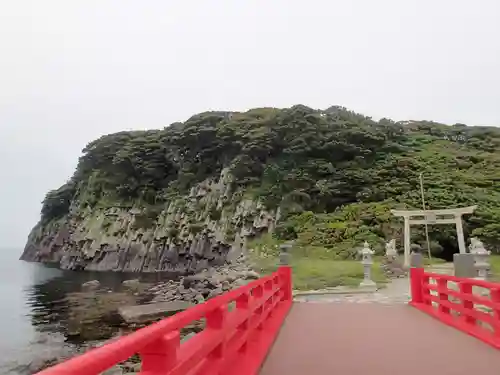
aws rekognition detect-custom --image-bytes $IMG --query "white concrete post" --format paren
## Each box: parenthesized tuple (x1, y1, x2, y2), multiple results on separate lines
(359, 241, 376, 287)
(403, 216, 411, 268)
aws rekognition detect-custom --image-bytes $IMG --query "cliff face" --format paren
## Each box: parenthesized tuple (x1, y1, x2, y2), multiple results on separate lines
(22, 168, 277, 273)
(22, 105, 500, 268)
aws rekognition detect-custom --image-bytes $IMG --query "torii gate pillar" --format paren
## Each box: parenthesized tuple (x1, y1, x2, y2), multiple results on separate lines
(391, 206, 477, 267)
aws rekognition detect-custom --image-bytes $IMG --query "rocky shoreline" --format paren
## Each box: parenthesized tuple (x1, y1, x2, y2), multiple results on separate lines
(15, 259, 260, 374)
(148, 260, 260, 305)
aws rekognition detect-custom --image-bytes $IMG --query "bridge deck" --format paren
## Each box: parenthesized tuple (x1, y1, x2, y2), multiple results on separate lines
(260, 302, 500, 375)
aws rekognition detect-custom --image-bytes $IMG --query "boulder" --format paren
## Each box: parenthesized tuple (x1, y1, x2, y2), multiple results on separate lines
(226, 270, 240, 282)
(208, 273, 227, 286)
(24, 358, 59, 374)
(81, 280, 100, 291)
(119, 362, 142, 374)
(194, 294, 205, 304)
(221, 281, 231, 291)
(208, 287, 223, 299)
(165, 290, 176, 298)
(199, 288, 212, 298)
(118, 301, 194, 324)
(244, 270, 260, 280)
(234, 278, 249, 288)
(101, 366, 124, 375)
(182, 274, 206, 289)
(122, 279, 142, 291)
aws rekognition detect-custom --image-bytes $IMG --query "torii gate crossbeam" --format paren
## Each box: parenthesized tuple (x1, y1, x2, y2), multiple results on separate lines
(391, 206, 477, 267)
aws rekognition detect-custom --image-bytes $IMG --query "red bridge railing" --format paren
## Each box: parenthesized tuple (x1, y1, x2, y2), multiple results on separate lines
(410, 267, 500, 349)
(37, 266, 292, 375)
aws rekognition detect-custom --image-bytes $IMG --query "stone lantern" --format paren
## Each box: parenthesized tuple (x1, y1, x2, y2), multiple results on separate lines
(469, 237, 490, 280)
(385, 239, 397, 260)
(359, 241, 376, 287)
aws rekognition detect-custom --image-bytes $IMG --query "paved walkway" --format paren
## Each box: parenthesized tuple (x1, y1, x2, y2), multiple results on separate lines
(260, 303, 500, 375)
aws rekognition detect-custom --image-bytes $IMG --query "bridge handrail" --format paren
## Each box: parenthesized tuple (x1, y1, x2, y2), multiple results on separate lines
(410, 267, 500, 349)
(36, 266, 293, 375)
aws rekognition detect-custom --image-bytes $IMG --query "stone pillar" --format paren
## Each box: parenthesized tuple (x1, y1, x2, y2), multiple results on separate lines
(410, 251, 423, 268)
(359, 241, 376, 288)
(453, 253, 476, 278)
(455, 215, 467, 254)
(403, 216, 411, 268)
(279, 242, 292, 266)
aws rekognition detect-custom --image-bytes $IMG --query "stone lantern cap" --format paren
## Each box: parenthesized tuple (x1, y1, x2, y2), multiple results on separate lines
(359, 241, 374, 256)
(469, 237, 490, 255)
(279, 243, 293, 251)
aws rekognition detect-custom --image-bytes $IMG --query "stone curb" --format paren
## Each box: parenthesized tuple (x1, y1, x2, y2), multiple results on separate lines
(292, 285, 379, 297)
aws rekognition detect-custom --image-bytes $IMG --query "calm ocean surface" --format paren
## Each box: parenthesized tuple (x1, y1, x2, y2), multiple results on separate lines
(0, 249, 146, 374)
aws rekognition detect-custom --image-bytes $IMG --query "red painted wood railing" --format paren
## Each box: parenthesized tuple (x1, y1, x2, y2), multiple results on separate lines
(410, 267, 500, 349)
(36, 266, 293, 375)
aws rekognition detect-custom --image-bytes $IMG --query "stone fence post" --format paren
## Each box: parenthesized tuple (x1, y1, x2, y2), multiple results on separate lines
(410, 251, 423, 268)
(279, 242, 293, 266)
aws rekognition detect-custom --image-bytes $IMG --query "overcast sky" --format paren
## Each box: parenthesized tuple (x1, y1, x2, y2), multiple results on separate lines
(1, 1, 499, 249)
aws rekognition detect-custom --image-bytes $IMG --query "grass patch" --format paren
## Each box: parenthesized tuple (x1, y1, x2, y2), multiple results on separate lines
(489, 255, 500, 281)
(490, 255, 500, 273)
(422, 257, 447, 266)
(293, 259, 386, 290)
(248, 234, 387, 290)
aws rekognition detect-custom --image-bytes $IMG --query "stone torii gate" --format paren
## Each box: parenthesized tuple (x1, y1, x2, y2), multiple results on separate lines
(390, 206, 477, 267)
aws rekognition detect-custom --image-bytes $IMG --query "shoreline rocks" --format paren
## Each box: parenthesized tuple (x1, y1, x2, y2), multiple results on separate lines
(69, 257, 260, 342)
(146, 262, 260, 305)
(380, 256, 408, 278)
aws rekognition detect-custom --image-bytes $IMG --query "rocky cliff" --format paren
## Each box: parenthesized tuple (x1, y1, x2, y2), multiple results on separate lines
(22, 167, 278, 273)
(22, 105, 500, 267)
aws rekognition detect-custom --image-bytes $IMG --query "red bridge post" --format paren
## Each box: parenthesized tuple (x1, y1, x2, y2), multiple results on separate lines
(279, 266, 292, 302)
(140, 330, 180, 373)
(409, 267, 424, 305)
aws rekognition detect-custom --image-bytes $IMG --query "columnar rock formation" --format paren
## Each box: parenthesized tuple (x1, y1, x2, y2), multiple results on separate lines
(21, 168, 277, 273)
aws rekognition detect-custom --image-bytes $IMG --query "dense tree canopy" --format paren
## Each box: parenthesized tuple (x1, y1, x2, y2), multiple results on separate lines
(40, 105, 500, 257)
